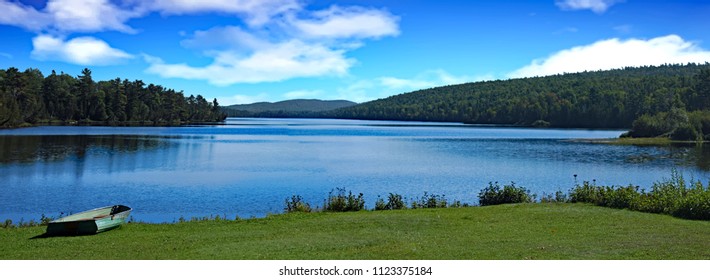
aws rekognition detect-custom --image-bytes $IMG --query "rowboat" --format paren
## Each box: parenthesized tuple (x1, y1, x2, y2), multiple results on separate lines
(45, 205, 132, 236)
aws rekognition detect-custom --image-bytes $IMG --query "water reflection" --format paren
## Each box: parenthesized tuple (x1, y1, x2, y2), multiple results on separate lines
(0, 135, 176, 164)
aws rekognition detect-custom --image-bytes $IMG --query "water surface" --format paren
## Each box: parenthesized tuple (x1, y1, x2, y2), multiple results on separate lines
(1, 118, 707, 223)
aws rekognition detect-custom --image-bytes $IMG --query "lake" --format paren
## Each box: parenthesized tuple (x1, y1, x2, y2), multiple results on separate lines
(1, 118, 709, 223)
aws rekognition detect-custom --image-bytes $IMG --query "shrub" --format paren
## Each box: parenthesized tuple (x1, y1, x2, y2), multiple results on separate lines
(411, 192, 447, 209)
(375, 193, 407, 211)
(386, 193, 407, 210)
(324, 188, 365, 212)
(568, 171, 710, 220)
(671, 123, 701, 141)
(674, 184, 710, 220)
(374, 196, 387, 211)
(478, 182, 533, 206)
(601, 185, 640, 209)
(569, 181, 601, 204)
(634, 172, 687, 214)
(628, 113, 670, 138)
(541, 190, 567, 203)
(284, 195, 312, 213)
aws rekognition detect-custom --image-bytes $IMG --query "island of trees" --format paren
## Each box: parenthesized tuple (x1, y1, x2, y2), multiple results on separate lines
(327, 63, 710, 141)
(0, 67, 226, 128)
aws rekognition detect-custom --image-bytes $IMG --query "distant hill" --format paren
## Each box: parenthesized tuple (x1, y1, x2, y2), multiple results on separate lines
(223, 99, 357, 117)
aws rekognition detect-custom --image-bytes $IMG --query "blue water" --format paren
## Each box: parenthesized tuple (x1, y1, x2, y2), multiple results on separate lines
(1, 118, 707, 223)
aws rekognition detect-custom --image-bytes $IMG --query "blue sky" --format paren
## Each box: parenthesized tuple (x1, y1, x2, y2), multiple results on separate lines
(1, 0, 710, 105)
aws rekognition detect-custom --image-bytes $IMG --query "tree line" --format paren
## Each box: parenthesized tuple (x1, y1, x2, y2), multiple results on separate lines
(0, 67, 226, 128)
(325, 63, 710, 140)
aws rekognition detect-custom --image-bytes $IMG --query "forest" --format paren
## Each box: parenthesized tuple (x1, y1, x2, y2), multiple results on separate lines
(0, 67, 226, 128)
(328, 63, 710, 140)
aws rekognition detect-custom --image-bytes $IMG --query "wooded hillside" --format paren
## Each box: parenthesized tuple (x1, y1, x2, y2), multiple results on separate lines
(330, 63, 710, 132)
(0, 67, 226, 128)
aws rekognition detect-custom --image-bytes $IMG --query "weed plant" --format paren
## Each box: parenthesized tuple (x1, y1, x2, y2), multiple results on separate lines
(285, 195, 312, 213)
(324, 188, 365, 212)
(478, 182, 534, 206)
(411, 192, 448, 209)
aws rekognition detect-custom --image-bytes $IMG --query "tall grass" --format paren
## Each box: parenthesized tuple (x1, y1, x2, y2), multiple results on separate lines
(324, 188, 365, 212)
(281, 171, 709, 221)
(568, 171, 710, 220)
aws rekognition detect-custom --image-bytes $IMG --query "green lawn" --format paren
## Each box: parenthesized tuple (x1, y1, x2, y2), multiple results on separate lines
(1, 203, 708, 260)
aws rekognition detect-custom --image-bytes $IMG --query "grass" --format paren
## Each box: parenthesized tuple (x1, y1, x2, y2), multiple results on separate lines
(1, 203, 708, 260)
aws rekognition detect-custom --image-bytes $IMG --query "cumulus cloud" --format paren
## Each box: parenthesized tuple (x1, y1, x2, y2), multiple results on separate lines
(46, 0, 140, 33)
(31, 34, 134, 65)
(292, 6, 400, 39)
(146, 40, 353, 85)
(0, 0, 140, 33)
(509, 35, 710, 78)
(145, 4, 400, 86)
(555, 0, 623, 13)
(0, 1, 52, 31)
(0, 0, 301, 33)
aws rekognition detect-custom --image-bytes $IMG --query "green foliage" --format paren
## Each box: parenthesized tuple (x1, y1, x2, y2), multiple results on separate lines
(628, 113, 670, 138)
(324, 188, 365, 212)
(569, 171, 710, 220)
(0, 67, 227, 128)
(478, 182, 534, 206)
(411, 192, 448, 209)
(284, 195, 312, 213)
(328, 63, 710, 129)
(374, 193, 407, 211)
(540, 190, 568, 203)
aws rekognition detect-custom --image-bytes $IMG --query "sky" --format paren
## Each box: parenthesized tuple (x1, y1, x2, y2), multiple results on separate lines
(1, 0, 710, 105)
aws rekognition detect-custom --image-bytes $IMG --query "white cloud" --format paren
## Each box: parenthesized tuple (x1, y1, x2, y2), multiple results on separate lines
(509, 35, 710, 78)
(1, 0, 300, 33)
(46, 0, 139, 33)
(555, 0, 623, 13)
(180, 26, 269, 52)
(0, 0, 52, 31)
(0, 52, 12, 59)
(143, 0, 300, 26)
(292, 5, 400, 39)
(0, 0, 141, 33)
(145, 4, 400, 86)
(146, 40, 353, 85)
(31, 35, 134, 65)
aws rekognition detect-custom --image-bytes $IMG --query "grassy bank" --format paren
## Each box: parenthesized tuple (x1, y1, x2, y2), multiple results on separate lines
(1, 203, 708, 260)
